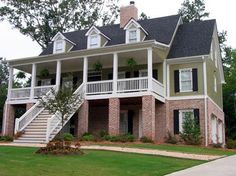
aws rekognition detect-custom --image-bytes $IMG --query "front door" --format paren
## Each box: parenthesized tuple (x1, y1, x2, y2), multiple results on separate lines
(62, 77, 73, 90)
(120, 111, 128, 134)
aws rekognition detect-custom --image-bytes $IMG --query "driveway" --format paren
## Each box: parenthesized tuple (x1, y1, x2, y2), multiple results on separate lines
(166, 155, 236, 176)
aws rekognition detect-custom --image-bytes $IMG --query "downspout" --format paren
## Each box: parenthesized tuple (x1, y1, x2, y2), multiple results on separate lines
(203, 57, 208, 146)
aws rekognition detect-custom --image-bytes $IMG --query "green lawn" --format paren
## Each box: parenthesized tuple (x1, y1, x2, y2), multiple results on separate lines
(88, 142, 236, 156)
(0, 146, 204, 176)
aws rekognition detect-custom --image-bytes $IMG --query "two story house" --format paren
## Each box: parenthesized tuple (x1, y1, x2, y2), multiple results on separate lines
(2, 2, 225, 146)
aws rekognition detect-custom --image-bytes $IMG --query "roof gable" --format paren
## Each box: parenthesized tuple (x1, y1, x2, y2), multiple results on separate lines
(123, 18, 148, 35)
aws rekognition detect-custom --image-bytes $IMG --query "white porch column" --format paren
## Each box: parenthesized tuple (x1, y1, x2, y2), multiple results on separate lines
(113, 53, 118, 94)
(147, 48, 153, 91)
(56, 60, 61, 91)
(83, 57, 88, 93)
(30, 63, 36, 99)
(83, 57, 88, 83)
(163, 59, 167, 97)
(7, 66, 13, 100)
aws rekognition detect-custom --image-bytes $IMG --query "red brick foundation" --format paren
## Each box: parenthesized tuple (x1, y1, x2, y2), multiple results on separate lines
(77, 100, 89, 137)
(207, 98, 225, 145)
(142, 95, 156, 140)
(2, 103, 15, 136)
(155, 102, 167, 142)
(108, 98, 120, 135)
(166, 99, 206, 145)
(26, 103, 34, 110)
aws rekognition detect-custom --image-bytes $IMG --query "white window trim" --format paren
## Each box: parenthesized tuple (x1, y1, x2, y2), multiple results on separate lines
(211, 43, 214, 61)
(214, 75, 217, 92)
(87, 34, 101, 49)
(53, 40, 65, 54)
(125, 28, 141, 44)
(214, 49, 218, 68)
(179, 68, 193, 93)
(179, 109, 194, 133)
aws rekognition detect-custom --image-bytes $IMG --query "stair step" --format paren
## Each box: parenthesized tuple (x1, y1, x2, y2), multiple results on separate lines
(30, 122, 47, 125)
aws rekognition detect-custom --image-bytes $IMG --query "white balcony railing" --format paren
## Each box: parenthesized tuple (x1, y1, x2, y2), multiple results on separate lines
(86, 80, 113, 95)
(10, 87, 31, 100)
(152, 78, 165, 97)
(117, 77, 148, 92)
(34, 85, 54, 98)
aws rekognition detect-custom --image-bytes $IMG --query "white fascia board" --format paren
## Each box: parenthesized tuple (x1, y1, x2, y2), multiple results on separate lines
(52, 32, 76, 45)
(166, 55, 208, 64)
(123, 18, 149, 35)
(85, 25, 111, 40)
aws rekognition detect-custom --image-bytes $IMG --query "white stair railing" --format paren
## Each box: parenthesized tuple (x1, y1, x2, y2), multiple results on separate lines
(14, 86, 56, 134)
(45, 83, 85, 143)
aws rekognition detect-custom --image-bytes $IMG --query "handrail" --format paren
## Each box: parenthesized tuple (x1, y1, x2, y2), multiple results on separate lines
(14, 85, 57, 134)
(45, 83, 85, 143)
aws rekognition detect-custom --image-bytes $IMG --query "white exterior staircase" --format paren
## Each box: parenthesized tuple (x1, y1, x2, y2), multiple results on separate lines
(13, 84, 85, 144)
(13, 110, 53, 143)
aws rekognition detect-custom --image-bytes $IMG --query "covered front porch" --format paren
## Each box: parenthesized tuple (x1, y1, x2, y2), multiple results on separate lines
(7, 46, 166, 104)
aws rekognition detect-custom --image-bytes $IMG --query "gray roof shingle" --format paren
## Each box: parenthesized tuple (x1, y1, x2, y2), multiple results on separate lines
(167, 19, 216, 59)
(39, 14, 180, 56)
(39, 15, 216, 59)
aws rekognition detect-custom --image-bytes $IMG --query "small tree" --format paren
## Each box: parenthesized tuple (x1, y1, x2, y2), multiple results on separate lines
(40, 87, 83, 142)
(180, 112, 201, 145)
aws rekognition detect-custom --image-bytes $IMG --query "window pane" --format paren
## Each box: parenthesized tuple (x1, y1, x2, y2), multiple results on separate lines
(180, 69, 192, 91)
(90, 35, 99, 47)
(129, 30, 137, 42)
(55, 41, 63, 52)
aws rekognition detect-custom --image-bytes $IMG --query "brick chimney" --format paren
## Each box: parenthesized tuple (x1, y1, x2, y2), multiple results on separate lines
(120, 1, 138, 28)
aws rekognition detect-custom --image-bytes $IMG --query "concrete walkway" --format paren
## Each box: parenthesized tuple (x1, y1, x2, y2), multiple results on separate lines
(80, 145, 222, 161)
(166, 155, 236, 176)
(0, 143, 223, 161)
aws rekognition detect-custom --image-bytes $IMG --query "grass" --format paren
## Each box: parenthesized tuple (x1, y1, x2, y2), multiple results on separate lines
(83, 142, 236, 156)
(0, 146, 204, 176)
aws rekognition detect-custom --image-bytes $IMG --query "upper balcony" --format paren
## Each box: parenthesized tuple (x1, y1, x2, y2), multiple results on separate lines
(7, 45, 167, 104)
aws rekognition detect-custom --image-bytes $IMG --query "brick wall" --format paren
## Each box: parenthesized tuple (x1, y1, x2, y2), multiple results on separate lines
(26, 103, 34, 111)
(89, 106, 108, 134)
(2, 104, 15, 136)
(142, 95, 156, 140)
(167, 99, 206, 145)
(207, 98, 225, 145)
(155, 102, 167, 142)
(77, 100, 89, 137)
(108, 98, 120, 135)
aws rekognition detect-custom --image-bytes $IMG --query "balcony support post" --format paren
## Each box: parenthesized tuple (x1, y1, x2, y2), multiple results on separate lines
(56, 60, 61, 91)
(147, 48, 153, 91)
(113, 53, 118, 94)
(7, 66, 13, 100)
(30, 63, 36, 100)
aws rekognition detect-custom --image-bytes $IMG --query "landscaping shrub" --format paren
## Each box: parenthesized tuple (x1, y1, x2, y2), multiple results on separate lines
(36, 141, 83, 155)
(99, 130, 108, 138)
(165, 132, 178, 144)
(211, 143, 223, 148)
(81, 133, 95, 141)
(140, 136, 154, 143)
(102, 134, 111, 141)
(180, 113, 201, 145)
(226, 139, 236, 149)
(63, 133, 74, 141)
(109, 134, 135, 143)
(0, 135, 13, 142)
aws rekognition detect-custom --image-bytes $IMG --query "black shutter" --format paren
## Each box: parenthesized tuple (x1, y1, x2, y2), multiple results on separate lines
(125, 72, 131, 78)
(133, 71, 139, 77)
(108, 73, 113, 80)
(192, 68, 198, 91)
(174, 110, 179, 134)
(174, 70, 180, 93)
(153, 69, 158, 80)
(38, 80, 41, 86)
(194, 109, 200, 126)
(73, 77, 78, 89)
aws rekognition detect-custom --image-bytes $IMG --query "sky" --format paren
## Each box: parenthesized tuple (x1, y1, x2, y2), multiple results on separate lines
(0, 0, 235, 60)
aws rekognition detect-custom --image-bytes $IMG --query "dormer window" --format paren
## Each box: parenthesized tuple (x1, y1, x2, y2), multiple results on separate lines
(86, 26, 110, 49)
(52, 32, 75, 54)
(54, 40, 65, 53)
(89, 35, 99, 48)
(128, 29, 137, 43)
(124, 19, 148, 44)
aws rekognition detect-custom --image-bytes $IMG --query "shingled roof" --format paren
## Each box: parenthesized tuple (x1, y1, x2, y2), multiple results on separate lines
(40, 15, 216, 59)
(167, 19, 216, 59)
(40, 14, 180, 56)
